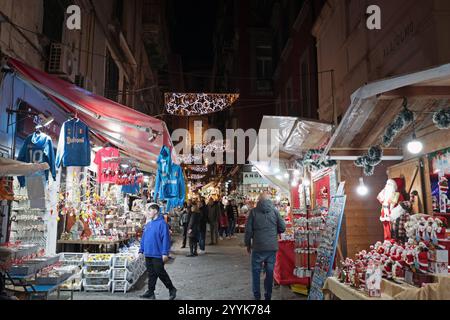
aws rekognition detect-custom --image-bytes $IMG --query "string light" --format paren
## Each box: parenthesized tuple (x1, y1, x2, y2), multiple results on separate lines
(188, 174, 206, 180)
(189, 165, 208, 173)
(177, 154, 202, 164)
(165, 93, 239, 116)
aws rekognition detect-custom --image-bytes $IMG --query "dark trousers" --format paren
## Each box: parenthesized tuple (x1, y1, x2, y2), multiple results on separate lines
(145, 257, 175, 294)
(199, 230, 206, 251)
(189, 236, 198, 255)
(182, 223, 188, 246)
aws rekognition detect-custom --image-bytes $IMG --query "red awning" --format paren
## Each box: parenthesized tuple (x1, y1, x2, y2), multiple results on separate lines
(7, 58, 173, 168)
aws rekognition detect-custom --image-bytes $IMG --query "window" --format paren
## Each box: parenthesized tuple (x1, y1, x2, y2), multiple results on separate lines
(105, 51, 120, 102)
(255, 45, 273, 92)
(286, 79, 294, 116)
(299, 53, 310, 118)
(115, 0, 124, 26)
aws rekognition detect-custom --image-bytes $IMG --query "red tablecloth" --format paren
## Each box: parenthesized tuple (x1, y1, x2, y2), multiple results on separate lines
(274, 240, 309, 286)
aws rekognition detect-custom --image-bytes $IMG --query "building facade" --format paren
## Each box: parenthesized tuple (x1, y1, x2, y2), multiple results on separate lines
(313, 0, 450, 125)
(312, 0, 450, 257)
(0, 0, 174, 157)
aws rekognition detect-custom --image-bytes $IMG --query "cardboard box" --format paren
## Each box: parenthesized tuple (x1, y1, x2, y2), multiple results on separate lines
(429, 262, 449, 275)
(428, 250, 449, 263)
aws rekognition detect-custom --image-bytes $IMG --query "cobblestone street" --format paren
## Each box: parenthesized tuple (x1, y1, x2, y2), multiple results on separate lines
(73, 234, 305, 300)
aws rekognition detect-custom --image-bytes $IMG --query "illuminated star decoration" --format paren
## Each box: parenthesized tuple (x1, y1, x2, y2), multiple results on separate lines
(165, 93, 240, 116)
(189, 165, 208, 173)
(176, 154, 202, 164)
(193, 140, 228, 153)
(188, 174, 206, 180)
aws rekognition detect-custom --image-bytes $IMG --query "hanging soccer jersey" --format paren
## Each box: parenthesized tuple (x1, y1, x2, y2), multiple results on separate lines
(55, 118, 91, 168)
(93, 146, 120, 184)
(17, 132, 56, 188)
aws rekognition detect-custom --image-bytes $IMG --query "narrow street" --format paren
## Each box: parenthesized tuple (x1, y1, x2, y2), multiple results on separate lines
(73, 234, 304, 300)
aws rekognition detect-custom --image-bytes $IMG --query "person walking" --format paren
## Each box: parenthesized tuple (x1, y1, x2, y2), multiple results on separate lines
(180, 203, 190, 249)
(198, 198, 208, 254)
(227, 199, 238, 238)
(219, 204, 229, 240)
(139, 203, 177, 300)
(186, 202, 200, 257)
(244, 193, 286, 301)
(207, 198, 219, 245)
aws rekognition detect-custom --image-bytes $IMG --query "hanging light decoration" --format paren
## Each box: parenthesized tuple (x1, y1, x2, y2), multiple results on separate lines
(356, 177, 369, 196)
(188, 174, 206, 180)
(189, 165, 208, 173)
(193, 140, 228, 153)
(165, 93, 239, 116)
(177, 154, 202, 164)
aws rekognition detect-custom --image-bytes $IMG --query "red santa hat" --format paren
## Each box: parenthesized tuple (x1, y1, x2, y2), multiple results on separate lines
(392, 177, 406, 202)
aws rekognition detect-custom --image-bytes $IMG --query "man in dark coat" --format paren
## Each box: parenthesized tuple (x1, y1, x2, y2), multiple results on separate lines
(198, 198, 208, 254)
(207, 198, 220, 245)
(245, 193, 286, 301)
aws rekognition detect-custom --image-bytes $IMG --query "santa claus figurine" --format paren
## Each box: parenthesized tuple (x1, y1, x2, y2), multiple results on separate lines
(377, 179, 403, 240)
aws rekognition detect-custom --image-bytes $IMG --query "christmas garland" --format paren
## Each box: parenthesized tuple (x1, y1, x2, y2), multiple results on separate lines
(301, 149, 337, 172)
(382, 105, 414, 147)
(354, 146, 383, 176)
(432, 108, 450, 130)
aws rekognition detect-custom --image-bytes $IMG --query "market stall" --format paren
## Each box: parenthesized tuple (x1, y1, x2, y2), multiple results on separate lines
(0, 57, 184, 299)
(312, 63, 450, 300)
(250, 116, 334, 291)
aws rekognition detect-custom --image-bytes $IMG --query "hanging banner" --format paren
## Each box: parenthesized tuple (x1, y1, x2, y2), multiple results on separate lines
(308, 182, 346, 300)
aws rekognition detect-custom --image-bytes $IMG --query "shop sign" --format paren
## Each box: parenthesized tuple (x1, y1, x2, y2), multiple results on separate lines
(242, 172, 267, 185)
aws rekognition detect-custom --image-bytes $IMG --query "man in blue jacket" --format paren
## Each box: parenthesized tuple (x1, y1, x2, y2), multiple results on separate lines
(139, 203, 177, 300)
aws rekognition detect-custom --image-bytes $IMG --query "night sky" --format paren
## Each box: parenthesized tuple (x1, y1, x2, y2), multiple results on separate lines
(171, 0, 217, 72)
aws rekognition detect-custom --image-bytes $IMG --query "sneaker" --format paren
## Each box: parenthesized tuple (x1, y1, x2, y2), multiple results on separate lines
(169, 288, 177, 300)
(219, 237, 223, 240)
(198, 250, 205, 255)
(140, 291, 156, 299)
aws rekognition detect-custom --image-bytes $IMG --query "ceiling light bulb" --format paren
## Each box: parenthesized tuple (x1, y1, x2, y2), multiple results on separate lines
(357, 177, 369, 196)
(284, 173, 289, 179)
(407, 134, 423, 154)
(293, 169, 300, 177)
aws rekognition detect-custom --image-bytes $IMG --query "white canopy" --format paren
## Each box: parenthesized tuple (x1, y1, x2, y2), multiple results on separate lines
(258, 116, 333, 156)
(248, 116, 333, 193)
(322, 63, 450, 156)
(0, 158, 49, 177)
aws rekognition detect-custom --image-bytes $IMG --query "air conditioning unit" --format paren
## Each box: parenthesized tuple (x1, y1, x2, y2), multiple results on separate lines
(48, 43, 77, 83)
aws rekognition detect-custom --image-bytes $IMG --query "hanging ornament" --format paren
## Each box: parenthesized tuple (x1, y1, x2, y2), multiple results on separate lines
(382, 99, 415, 147)
(354, 145, 383, 176)
(432, 108, 450, 129)
(165, 93, 239, 116)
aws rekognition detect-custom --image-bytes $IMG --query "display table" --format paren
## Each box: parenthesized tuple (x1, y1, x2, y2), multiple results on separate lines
(5, 272, 77, 300)
(322, 276, 448, 300)
(274, 241, 309, 286)
(57, 237, 130, 253)
(323, 277, 396, 300)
